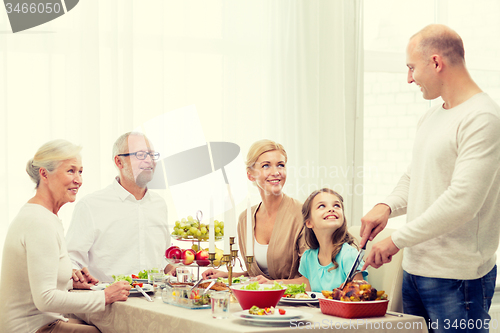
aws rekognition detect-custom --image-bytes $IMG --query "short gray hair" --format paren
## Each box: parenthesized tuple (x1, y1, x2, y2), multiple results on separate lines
(112, 132, 149, 159)
(26, 139, 82, 188)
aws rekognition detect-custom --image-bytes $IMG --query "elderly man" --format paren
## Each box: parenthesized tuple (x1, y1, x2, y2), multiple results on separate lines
(360, 24, 500, 332)
(66, 132, 171, 282)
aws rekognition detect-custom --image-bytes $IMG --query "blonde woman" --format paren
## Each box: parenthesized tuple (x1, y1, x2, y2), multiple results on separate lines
(0, 140, 130, 333)
(203, 139, 306, 282)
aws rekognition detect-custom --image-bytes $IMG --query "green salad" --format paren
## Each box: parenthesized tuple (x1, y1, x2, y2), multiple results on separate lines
(111, 274, 133, 286)
(284, 283, 306, 297)
(241, 281, 284, 290)
(137, 270, 149, 279)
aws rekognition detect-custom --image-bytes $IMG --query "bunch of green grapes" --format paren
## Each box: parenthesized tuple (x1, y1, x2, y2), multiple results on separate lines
(171, 215, 224, 240)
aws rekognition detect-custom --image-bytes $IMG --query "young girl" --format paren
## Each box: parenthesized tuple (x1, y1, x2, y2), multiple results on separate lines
(299, 188, 367, 292)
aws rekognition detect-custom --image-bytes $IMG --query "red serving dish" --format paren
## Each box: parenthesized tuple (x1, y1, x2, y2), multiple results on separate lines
(230, 285, 286, 310)
(319, 298, 389, 318)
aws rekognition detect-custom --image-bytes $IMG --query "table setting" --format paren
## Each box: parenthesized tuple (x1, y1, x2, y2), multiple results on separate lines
(70, 204, 428, 333)
(72, 272, 428, 333)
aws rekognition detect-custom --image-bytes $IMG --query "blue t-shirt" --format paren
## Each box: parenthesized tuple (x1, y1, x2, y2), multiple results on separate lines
(298, 243, 368, 292)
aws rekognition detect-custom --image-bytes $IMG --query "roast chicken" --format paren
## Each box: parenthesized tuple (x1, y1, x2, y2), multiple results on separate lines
(322, 280, 387, 302)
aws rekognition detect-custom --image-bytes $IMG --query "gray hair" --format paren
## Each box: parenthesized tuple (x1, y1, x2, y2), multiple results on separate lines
(26, 139, 82, 188)
(112, 132, 149, 160)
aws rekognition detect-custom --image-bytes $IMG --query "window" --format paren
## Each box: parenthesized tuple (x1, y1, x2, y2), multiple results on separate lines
(363, 1, 500, 234)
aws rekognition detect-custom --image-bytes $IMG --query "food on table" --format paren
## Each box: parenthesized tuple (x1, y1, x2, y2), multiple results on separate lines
(187, 288, 211, 306)
(283, 283, 308, 298)
(322, 280, 387, 302)
(132, 270, 150, 280)
(242, 281, 284, 291)
(165, 246, 182, 263)
(242, 282, 261, 290)
(113, 269, 159, 287)
(213, 247, 224, 266)
(112, 274, 133, 286)
(171, 216, 224, 241)
(195, 249, 210, 266)
(169, 281, 229, 291)
(248, 306, 284, 315)
(170, 287, 212, 306)
(181, 249, 196, 265)
(166, 245, 219, 266)
(169, 282, 194, 286)
(198, 281, 229, 291)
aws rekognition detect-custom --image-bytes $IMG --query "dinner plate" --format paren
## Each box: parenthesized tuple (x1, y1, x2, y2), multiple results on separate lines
(239, 309, 304, 320)
(133, 279, 148, 284)
(90, 283, 153, 293)
(279, 292, 321, 304)
(233, 310, 313, 324)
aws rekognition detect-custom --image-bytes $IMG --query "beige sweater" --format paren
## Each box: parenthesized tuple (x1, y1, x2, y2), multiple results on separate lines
(0, 204, 105, 333)
(387, 93, 500, 280)
(237, 194, 307, 279)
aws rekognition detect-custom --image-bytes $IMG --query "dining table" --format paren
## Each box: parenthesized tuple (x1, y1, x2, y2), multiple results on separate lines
(73, 291, 429, 333)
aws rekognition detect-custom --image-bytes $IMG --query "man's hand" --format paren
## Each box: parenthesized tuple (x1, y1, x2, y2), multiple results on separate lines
(104, 281, 131, 305)
(360, 204, 391, 248)
(361, 236, 399, 270)
(72, 267, 99, 289)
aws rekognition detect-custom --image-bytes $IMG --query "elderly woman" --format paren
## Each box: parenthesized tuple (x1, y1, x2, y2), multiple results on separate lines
(203, 139, 307, 282)
(0, 140, 130, 333)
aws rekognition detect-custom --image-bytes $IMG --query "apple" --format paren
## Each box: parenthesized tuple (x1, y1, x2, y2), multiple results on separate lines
(181, 249, 196, 265)
(195, 249, 210, 266)
(165, 245, 180, 258)
(166, 247, 182, 264)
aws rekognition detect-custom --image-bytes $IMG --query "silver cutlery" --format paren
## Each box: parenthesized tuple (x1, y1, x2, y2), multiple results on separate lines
(135, 285, 153, 302)
(202, 280, 216, 294)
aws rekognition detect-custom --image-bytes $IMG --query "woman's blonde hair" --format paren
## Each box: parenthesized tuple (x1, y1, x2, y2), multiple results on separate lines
(26, 139, 82, 188)
(302, 188, 358, 271)
(245, 139, 287, 172)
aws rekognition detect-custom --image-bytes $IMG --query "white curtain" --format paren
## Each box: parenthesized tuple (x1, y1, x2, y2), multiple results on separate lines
(0, 0, 363, 271)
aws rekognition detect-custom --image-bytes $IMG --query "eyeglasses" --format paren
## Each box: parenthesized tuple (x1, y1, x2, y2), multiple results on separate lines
(117, 151, 160, 160)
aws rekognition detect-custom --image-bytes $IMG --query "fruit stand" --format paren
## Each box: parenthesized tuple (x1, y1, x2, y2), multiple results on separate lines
(165, 212, 224, 281)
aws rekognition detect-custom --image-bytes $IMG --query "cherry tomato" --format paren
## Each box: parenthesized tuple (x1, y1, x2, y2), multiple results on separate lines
(279, 309, 286, 315)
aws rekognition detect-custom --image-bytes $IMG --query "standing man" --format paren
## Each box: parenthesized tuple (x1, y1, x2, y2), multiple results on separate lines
(66, 132, 171, 282)
(361, 24, 500, 332)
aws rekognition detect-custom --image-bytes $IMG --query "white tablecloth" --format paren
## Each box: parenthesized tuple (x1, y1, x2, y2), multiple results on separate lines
(74, 293, 428, 333)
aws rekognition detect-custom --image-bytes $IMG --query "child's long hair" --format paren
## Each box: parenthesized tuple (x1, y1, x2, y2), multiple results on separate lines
(302, 188, 358, 271)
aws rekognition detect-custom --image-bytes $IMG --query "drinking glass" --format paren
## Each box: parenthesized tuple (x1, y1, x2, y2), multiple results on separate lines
(176, 267, 191, 283)
(211, 291, 230, 319)
(148, 272, 163, 298)
(147, 267, 161, 282)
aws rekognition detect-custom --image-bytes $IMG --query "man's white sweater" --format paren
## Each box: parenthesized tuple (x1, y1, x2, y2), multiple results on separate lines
(386, 93, 500, 280)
